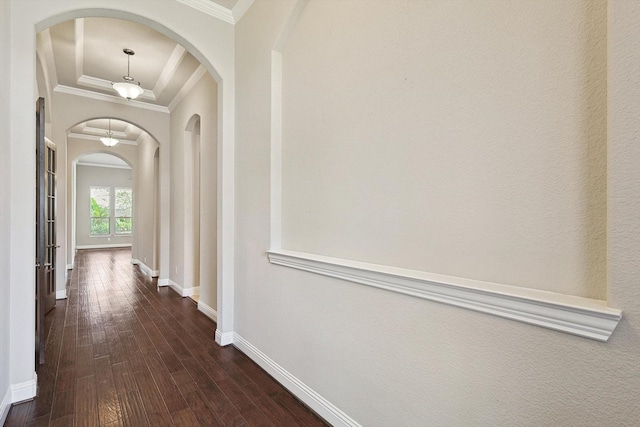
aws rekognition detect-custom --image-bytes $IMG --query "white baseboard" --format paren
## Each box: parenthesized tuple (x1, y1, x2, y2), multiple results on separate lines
(197, 301, 217, 322)
(158, 279, 198, 298)
(233, 334, 359, 427)
(10, 373, 37, 404)
(56, 289, 67, 300)
(215, 330, 234, 346)
(76, 243, 132, 249)
(1, 386, 11, 426)
(184, 286, 199, 297)
(132, 259, 159, 278)
(66, 263, 73, 270)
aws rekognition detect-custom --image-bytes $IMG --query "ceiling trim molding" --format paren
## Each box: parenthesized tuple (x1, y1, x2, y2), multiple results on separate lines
(77, 75, 157, 101)
(168, 64, 207, 111)
(232, 0, 255, 23)
(76, 161, 132, 170)
(176, 0, 235, 24)
(54, 84, 170, 114)
(175, 0, 254, 24)
(153, 44, 187, 98)
(75, 18, 84, 81)
(68, 132, 138, 146)
(39, 28, 59, 90)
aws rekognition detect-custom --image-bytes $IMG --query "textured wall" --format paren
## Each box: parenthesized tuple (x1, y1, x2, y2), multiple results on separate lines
(281, 0, 607, 299)
(235, 1, 640, 425)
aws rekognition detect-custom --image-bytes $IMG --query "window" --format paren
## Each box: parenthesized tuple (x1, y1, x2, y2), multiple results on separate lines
(115, 188, 133, 234)
(90, 186, 110, 235)
(89, 186, 133, 236)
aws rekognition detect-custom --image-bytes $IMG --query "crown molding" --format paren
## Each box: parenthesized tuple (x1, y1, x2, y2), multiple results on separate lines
(176, 0, 254, 24)
(78, 75, 156, 101)
(168, 65, 207, 111)
(54, 84, 169, 114)
(153, 44, 187, 98)
(232, 0, 255, 23)
(38, 28, 58, 90)
(76, 161, 132, 170)
(75, 18, 84, 81)
(176, 0, 235, 24)
(67, 132, 138, 146)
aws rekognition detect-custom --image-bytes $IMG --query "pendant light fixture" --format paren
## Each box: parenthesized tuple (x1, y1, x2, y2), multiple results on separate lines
(112, 48, 144, 100)
(100, 119, 119, 147)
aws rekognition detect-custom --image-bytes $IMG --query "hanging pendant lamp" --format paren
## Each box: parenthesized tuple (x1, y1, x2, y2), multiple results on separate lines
(100, 119, 119, 147)
(112, 48, 144, 100)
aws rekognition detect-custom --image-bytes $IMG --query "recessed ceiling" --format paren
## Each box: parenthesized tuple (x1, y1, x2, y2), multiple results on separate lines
(76, 153, 130, 169)
(41, 17, 203, 110)
(68, 118, 148, 146)
(36, 0, 253, 136)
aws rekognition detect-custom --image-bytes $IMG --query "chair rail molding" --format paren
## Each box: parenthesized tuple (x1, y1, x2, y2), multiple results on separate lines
(267, 249, 622, 342)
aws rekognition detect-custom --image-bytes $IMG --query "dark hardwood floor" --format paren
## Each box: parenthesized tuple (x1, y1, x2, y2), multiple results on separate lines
(4, 249, 328, 427)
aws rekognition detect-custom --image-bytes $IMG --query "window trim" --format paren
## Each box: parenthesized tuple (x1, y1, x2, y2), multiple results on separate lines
(114, 187, 133, 235)
(89, 186, 111, 236)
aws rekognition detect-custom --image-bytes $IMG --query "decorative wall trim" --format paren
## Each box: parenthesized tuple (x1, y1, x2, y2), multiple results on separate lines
(76, 243, 132, 250)
(56, 289, 67, 300)
(66, 264, 73, 270)
(132, 259, 159, 278)
(198, 301, 217, 322)
(231, 0, 255, 23)
(53, 85, 170, 114)
(267, 250, 622, 342)
(215, 330, 234, 346)
(1, 386, 11, 427)
(234, 333, 360, 427)
(168, 65, 207, 111)
(10, 373, 37, 404)
(177, 0, 254, 24)
(177, 0, 234, 24)
(77, 75, 156, 101)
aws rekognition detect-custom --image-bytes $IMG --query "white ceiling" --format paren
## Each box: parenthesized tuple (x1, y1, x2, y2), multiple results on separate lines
(77, 153, 131, 169)
(68, 118, 147, 146)
(36, 0, 252, 140)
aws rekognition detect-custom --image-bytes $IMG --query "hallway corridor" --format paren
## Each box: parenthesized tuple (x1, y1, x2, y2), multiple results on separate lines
(4, 249, 327, 427)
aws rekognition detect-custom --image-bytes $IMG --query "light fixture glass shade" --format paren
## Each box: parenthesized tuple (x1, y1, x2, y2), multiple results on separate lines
(101, 118, 119, 146)
(100, 136, 119, 147)
(113, 81, 144, 100)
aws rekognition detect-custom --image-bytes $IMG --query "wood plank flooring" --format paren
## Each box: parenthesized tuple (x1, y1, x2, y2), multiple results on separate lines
(4, 249, 328, 427)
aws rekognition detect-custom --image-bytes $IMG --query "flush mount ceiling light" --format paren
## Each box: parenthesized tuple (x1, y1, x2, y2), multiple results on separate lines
(100, 119, 119, 147)
(112, 48, 144, 100)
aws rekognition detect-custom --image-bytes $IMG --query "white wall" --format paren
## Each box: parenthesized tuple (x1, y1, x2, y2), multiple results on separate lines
(3, 0, 235, 396)
(75, 165, 133, 247)
(135, 134, 160, 273)
(170, 73, 218, 311)
(235, 1, 640, 425)
(281, 0, 607, 300)
(67, 137, 138, 260)
(53, 91, 168, 283)
(0, 0, 12, 420)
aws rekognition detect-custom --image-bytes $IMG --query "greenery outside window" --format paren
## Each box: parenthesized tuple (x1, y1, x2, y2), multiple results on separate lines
(115, 188, 133, 234)
(90, 186, 110, 235)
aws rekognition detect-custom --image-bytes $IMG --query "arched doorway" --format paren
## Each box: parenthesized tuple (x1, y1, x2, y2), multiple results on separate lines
(7, 1, 236, 404)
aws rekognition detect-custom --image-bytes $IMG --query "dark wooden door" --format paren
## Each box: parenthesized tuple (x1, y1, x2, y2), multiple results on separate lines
(36, 97, 56, 366)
